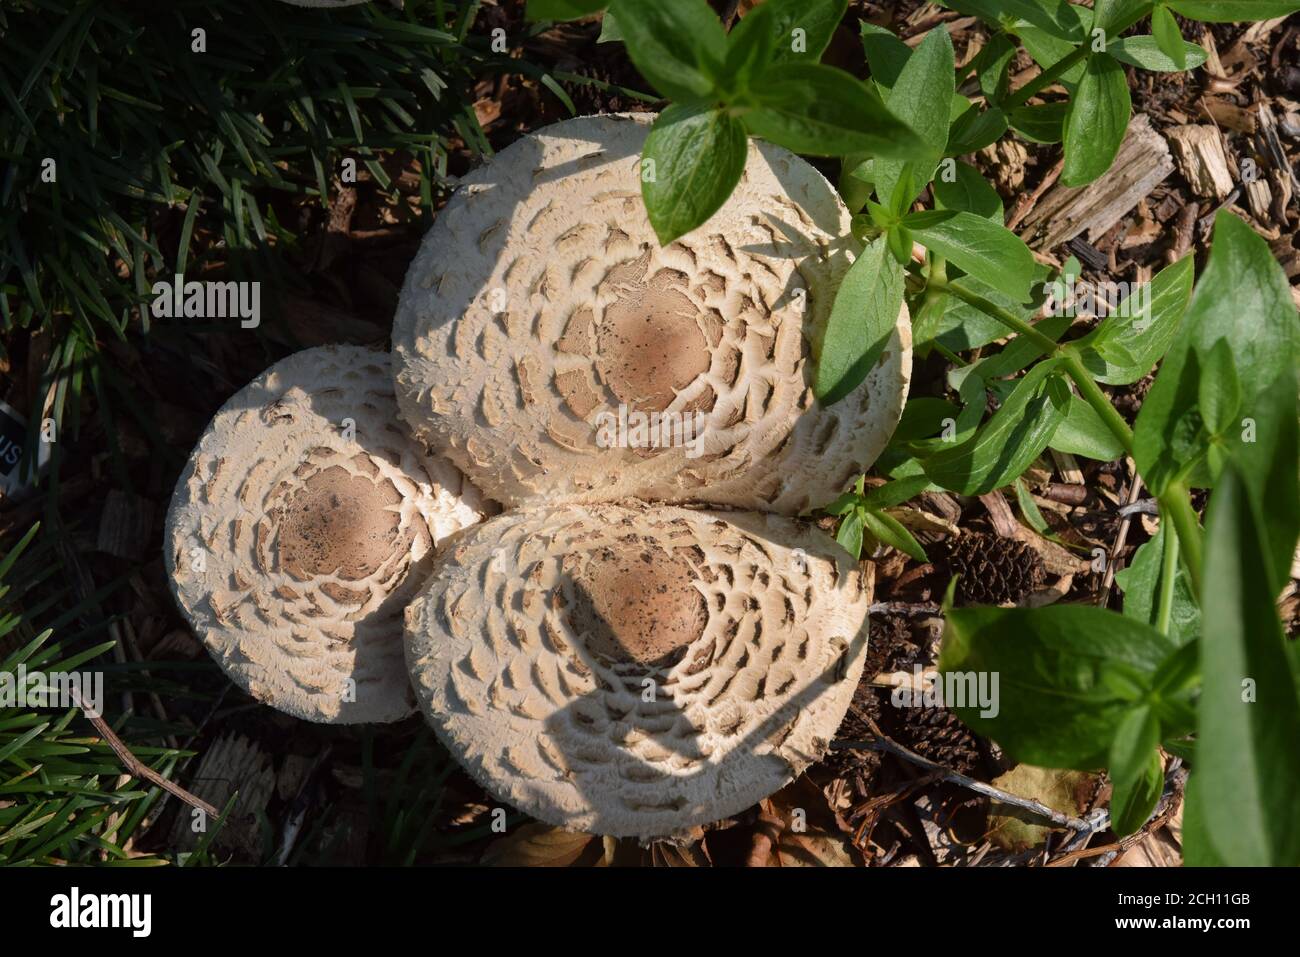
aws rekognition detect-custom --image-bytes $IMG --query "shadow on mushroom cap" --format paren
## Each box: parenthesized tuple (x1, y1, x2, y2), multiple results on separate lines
(404, 501, 871, 839)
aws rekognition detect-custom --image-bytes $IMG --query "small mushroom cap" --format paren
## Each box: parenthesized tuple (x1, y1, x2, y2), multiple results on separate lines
(392, 113, 911, 515)
(165, 345, 486, 724)
(404, 500, 871, 839)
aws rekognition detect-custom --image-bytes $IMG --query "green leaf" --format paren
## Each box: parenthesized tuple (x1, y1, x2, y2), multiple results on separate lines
(861, 474, 933, 510)
(1133, 212, 1300, 499)
(943, 0, 1086, 41)
(1014, 477, 1051, 533)
(1108, 706, 1162, 835)
(1234, 373, 1300, 593)
(938, 604, 1178, 768)
(1115, 525, 1200, 645)
(814, 237, 904, 405)
(764, 0, 848, 64)
(1181, 773, 1228, 866)
(641, 104, 748, 244)
(1167, 1, 1300, 22)
(1196, 466, 1300, 865)
(887, 223, 913, 265)
(916, 273, 1048, 352)
(906, 209, 1039, 303)
(874, 27, 955, 208)
(973, 32, 1017, 102)
(1153, 4, 1186, 68)
(1110, 34, 1208, 72)
(836, 509, 865, 559)
(598, 10, 624, 41)
(1197, 338, 1241, 437)
(1051, 393, 1128, 460)
(746, 64, 929, 157)
(527, 0, 607, 19)
(859, 22, 913, 91)
(608, 0, 725, 103)
(932, 160, 1004, 222)
(923, 361, 1071, 495)
(946, 103, 1010, 154)
(1077, 254, 1194, 385)
(1007, 101, 1069, 143)
(1018, 25, 1088, 88)
(863, 509, 929, 562)
(723, 4, 776, 90)
(1092, 0, 1155, 35)
(1061, 53, 1131, 187)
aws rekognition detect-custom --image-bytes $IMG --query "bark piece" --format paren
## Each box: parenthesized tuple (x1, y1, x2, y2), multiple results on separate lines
(1018, 115, 1174, 250)
(1166, 124, 1235, 200)
(97, 490, 154, 561)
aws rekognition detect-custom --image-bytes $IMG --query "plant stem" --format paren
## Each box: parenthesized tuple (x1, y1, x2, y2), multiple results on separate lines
(1158, 483, 1204, 599)
(1004, 5, 1153, 108)
(930, 278, 1208, 595)
(927, 279, 1061, 355)
(1155, 520, 1180, 635)
(1007, 45, 1090, 108)
(1063, 354, 1134, 449)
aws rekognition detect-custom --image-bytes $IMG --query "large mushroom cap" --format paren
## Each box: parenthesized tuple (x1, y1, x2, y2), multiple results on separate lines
(404, 500, 871, 838)
(392, 113, 911, 515)
(165, 345, 486, 724)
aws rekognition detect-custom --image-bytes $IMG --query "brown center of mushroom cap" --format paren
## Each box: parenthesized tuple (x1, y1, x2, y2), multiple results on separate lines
(597, 254, 709, 413)
(277, 465, 402, 581)
(564, 540, 708, 670)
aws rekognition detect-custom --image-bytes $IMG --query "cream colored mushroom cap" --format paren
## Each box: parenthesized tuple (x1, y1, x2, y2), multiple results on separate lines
(165, 345, 486, 725)
(392, 113, 911, 515)
(404, 500, 871, 838)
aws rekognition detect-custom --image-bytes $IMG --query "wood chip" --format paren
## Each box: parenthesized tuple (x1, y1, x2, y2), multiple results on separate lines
(97, 489, 154, 561)
(1166, 125, 1235, 199)
(1018, 115, 1173, 250)
(1199, 97, 1256, 134)
(167, 733, 275, 858)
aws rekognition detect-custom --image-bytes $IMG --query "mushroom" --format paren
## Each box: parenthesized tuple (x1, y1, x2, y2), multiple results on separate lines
(274, 1, 371, 6)
(404, 499, 871, 838)
(392, 113, 911, 515)
(165, 345, 487, 724)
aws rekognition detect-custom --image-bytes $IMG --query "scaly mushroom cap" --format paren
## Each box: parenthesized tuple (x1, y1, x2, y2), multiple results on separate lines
(165, 345, 486, 724)
(404, 500, 871, 838)
(392, 113, 911, 515)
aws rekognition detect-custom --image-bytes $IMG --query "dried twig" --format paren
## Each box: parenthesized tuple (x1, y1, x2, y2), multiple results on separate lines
(70, 689, 219, 819)
(833, 719, 1096, 832)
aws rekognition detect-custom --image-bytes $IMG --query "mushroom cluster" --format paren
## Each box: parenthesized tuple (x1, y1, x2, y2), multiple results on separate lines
(166, 114, 911, 839)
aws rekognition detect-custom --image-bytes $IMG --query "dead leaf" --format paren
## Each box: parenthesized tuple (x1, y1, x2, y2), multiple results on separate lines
(987, 765, 1099, 852)
(481, 823, 599, 867)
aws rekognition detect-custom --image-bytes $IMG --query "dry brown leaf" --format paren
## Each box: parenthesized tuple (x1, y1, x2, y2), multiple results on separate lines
(480, 823, 599, 867)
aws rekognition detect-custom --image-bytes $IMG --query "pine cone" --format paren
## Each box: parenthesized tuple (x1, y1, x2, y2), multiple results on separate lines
(881, 704, 985, 776)
(939, 532, 1045, 606)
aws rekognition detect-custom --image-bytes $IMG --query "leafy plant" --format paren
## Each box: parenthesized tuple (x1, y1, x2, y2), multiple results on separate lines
(529, 0, 1300, 860)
